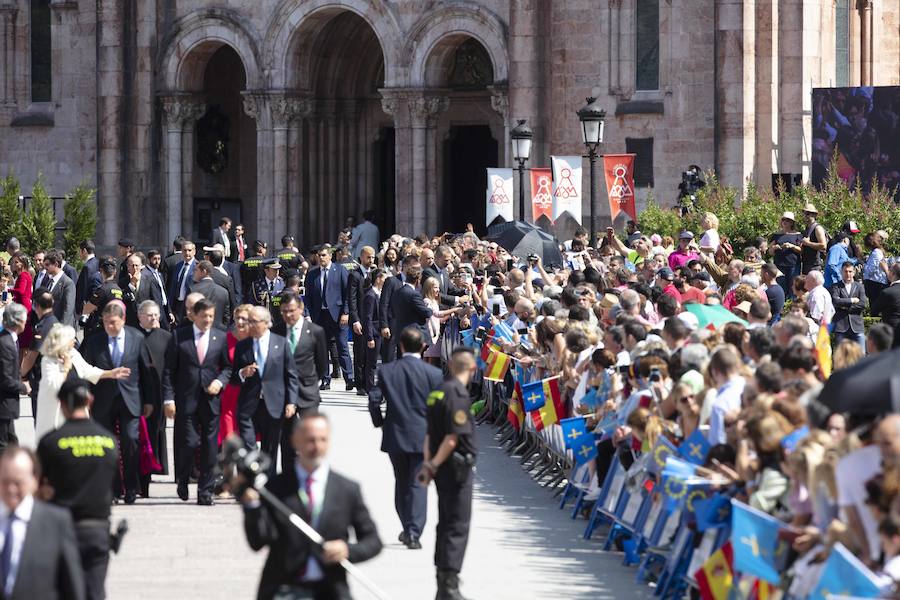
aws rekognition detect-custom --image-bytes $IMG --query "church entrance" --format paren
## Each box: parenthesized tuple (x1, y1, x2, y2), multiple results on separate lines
(443, 125, 498, 235)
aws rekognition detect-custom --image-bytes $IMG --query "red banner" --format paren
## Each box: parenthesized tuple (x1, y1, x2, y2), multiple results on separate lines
(602, 154, 637, 222)
(530, 168, 553, 222)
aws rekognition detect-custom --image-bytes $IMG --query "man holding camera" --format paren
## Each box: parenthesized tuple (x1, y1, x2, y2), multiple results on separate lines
(418, 347, 477, 600)
(241, 414, 382, 600)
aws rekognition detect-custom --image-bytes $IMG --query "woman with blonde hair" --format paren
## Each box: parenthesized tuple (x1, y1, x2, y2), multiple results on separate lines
(420, 277, 462, 365)
(36, 323, 129, 440)
(833, 339, 864, 371)
(699, 212, 721, 254)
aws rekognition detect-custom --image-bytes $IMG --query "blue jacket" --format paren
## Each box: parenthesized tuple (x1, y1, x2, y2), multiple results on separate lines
(304, 263, 350, 323)
(369, 355, 443, 454)
(824, 243, 856, 288)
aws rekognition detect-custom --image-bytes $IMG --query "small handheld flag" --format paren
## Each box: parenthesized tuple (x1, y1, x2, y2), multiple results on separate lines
(561, 417, 598, 465)
(694, 494, 732, 532)
(694, 541, 733, 600)
(483, 351, 511, 382)
(521, 380, 546, 412)
(647, 436, 678, 476)
(808, 542, 883, 600)
(815, 317, 832, 379)
(729, 500, 786, 584)
(529, 377, 565, 431)
(678, 429, 711, 466)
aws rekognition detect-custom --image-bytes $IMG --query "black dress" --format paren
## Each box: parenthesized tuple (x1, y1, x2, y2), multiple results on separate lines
(140, 327, 172, 493)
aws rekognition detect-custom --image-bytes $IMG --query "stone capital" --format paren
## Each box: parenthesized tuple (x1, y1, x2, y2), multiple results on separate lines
(409, 96, 449, 127)
(608, 0, 622, 7)
(270, 95, 312, 128)
(857, 0, 872, 10)
(160, 94, 205, 129)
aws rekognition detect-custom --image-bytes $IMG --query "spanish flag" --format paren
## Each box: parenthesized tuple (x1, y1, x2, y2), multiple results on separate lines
(480, 338, 500, 364)
(694, 541, 733, 600)
(530, 377, 565, 431)
(508, 380, 525, 432)
(815, 318, 832, 379)
(484, 351, 511, 382)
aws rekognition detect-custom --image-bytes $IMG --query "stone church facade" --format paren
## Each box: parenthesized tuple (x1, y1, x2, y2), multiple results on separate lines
(0, 0, 898, 248)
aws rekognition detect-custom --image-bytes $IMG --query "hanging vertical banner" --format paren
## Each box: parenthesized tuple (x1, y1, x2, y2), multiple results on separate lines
(530, 168, 553, 222)
(485, 168, 514, 226)
(551, 156, 583, 224)
(602, 154, 637, 221)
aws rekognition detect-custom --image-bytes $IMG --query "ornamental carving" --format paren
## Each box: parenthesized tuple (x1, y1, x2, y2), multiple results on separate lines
(160, 95, 205, 128)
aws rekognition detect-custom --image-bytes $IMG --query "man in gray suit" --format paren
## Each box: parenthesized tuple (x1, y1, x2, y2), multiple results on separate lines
(190, 260, 231, 329)
(43, 251, 76, 326)
(830, 260, 868, 350)
(350, 209, 380, 260)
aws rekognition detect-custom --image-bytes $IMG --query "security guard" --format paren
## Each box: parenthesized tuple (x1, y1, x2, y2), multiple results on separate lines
(274, 235, 301, 270)
(81, 257, 123, 334)
(37, 378, 119, 600)
(419, 347, 477, 600)
(239, 240, 268, 300)
(251, 259, 285, 307)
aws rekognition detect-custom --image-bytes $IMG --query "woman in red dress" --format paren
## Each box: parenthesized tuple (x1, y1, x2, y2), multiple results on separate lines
(9, 254, 32, 312)
(219, 303, 252, 445)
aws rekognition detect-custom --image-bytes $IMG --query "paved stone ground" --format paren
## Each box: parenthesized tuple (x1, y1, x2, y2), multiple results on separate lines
(16, 389, 650, 600)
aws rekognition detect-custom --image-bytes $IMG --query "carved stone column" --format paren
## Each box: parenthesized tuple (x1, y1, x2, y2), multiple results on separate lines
(0, 4, 16, 106)
(160, 94, 205, 246)
(242, 92, 274, 246)
(859, 0, 873, 85)
(271, 94, 312, 241)
(380, 89, 414, 235)
(412, 96, 448, 236)
(489, 86, 509, 164)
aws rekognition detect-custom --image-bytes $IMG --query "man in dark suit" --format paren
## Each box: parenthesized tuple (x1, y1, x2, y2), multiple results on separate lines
(346, 246, 376, 396)
(233, 306, 299, 476)
(31, 249, 47, 291)
(0, 304, 29, 448)
(75, 240, 99, 319)
(362, 269, 386, 394)
(161, 235, 186, 283)
(304, 246, 353, 390)
(369, 327, 443, 550)
(830, 260, 867, 350)
(43, 251, 76, 326)
(389, 265, 433, 360)
(80, 301, 152, 504)
(190, 259, 231, 329)
(205, 244, 241, 306)
(210, 216, 234, 261)
(0, 447, 85, 600)
(274, 292, 327, 473)
(136, 299, 171, 496)
(241, 414, 382, 600)
(167, 240, 197, 323)
(56, 248, 78, 285)
(873, 263, 900, 347)
(423, 245, 469, 308)
(379, 255, 419, 364)
(122, 252, 168, 331)
(163, 297, 232, 505)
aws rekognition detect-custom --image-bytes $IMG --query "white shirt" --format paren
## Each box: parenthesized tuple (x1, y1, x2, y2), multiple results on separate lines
(0, 494, 34, 598)
(34, 270, 47, 288)
(47, 271, 62, 291)
(254, 331, 270, 375)
(836, 445, 882, 561)
(220, 228, 231, 257)
(295, 462, 330, 582)
(708, 376, 746, 445)
(807, 284, 835, 324)
(700, 229, 720, 252)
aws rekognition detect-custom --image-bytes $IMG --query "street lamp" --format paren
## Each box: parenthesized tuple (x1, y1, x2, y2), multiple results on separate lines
(510, 119, 533, 222)
(576, 97, 606, 246)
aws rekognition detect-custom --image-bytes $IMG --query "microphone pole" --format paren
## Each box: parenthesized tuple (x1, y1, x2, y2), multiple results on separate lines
(252, 474, 392, 600)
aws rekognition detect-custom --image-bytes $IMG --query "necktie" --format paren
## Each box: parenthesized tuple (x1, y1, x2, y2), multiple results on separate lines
(238, 239, 245, 262)
(177, 264, 189, 301)
(255, 340, 265, 376)
(196, 330, 206, 364)
(268, 281, 274, 293)
(322, 269, 329, 309)
(289, 326, 298, 354)
(305, 475, 316, 520)
(0, 514, 15, 586)
(110, 336, 122, 367)
(48, 276, 56, 292)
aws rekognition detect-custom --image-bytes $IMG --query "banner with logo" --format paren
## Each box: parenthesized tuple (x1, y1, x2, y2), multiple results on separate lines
(550, 156, 582, 224)
(530, 168, 553, 222)
(602, 154, 637, 221)
(485, 168, 514, 227)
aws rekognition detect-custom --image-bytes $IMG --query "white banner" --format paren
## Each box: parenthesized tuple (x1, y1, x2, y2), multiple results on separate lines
(551, 155, 583, 224)
(486, 168, 514, 226)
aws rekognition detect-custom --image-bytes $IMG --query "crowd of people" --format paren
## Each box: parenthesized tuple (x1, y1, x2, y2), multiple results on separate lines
(0, 197, 898, 597)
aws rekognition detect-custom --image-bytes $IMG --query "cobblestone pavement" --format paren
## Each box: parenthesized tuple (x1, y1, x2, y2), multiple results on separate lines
(17, 389, 649, 600)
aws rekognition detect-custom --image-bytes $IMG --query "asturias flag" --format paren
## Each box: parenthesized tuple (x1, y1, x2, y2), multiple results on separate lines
(694, 541, 733, 600)
(560, 417, 596, 464)
(523, 377, 565, 431)
(678, 429, 711, 466)
(808, 542, 883, 600)
(729, 500, 785, 584)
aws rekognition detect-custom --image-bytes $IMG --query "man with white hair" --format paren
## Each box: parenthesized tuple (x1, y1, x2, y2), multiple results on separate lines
(805, 270, 835, 324)
(0, 303, 29, 447)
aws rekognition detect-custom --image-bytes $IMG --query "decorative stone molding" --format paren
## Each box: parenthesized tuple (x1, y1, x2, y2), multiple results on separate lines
(409, 95, 448, 127)
(49, 0, 79, 9)
(270, 95, 312, 128)
(488, 86, 509, 123)
(160, 95, 205, 128)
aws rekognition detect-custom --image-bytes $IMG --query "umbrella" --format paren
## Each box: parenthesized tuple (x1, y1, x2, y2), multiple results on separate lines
(814, 348, 900, 424)
(487, 220, 564, 268)
(683, 303, 748, 329)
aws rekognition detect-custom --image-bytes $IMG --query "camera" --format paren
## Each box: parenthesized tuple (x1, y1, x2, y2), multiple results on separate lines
(648, 367, 662, 383)
(219, 435, 271, 497)
(527, 253, 539, 264)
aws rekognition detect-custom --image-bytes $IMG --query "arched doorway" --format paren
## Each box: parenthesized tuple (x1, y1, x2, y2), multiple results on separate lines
(191, 45, 256, 245)
(287, 10, 390, 246)
(425, 36, 502, 235)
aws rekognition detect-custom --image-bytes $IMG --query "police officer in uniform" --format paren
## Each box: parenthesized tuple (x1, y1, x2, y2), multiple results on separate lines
(419, 347, 477, 600)
(239, 240, 268, 301)
(37, 378, 119, 600)
(81, 257, 123, 335)
(269, 270, 303, 328)
(251, 259, 285, 308)
(274, 235, 302, 271)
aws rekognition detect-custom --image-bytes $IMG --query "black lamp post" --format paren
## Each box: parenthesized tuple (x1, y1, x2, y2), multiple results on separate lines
(510, 119, 533, 222)
(576, 97, 606, 246)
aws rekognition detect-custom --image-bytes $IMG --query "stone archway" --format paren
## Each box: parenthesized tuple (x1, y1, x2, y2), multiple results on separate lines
(157, 11, 263, 245)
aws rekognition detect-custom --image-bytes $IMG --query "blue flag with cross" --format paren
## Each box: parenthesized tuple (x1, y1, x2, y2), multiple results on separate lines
(808, 542, 883, 600)
(693, 493, 732, 531)
(678, 429, 711, 466)
(560, 417, 597, 465)
(729, 500, 786, 584)
(460, 329, 475, 348)
(521, 380, 546, 412)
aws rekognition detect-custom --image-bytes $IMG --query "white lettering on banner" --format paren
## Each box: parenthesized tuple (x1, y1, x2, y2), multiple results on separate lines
(485, 168, 514, 226)
(551, 156, 583, 224)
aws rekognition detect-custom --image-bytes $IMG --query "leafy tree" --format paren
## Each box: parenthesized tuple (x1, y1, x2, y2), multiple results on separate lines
(63, 184, 97, 270)
(0, 174, 24, 247)
(19, 174, 57, 256)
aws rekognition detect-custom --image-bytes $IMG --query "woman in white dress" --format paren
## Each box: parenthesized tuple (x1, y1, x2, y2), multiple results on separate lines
(35, 323, 130, 441)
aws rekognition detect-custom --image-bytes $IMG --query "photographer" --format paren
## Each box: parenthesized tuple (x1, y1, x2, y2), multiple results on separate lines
(240, 413, 382, 600)
(37, 378, 118, 600)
